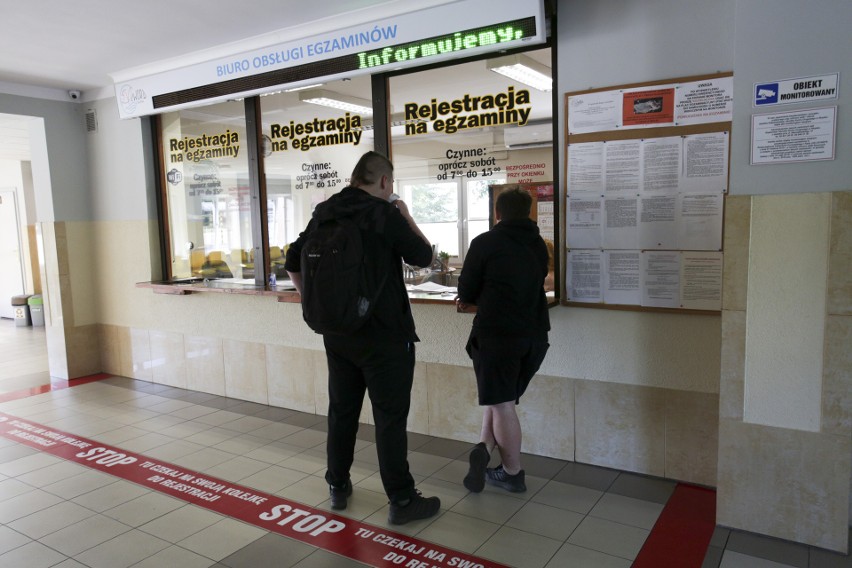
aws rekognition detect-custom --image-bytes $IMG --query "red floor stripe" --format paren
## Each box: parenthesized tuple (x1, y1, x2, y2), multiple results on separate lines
(0, 410, 508, 568)
(632, 483, 716, 568)
(0, 373, 113, 403)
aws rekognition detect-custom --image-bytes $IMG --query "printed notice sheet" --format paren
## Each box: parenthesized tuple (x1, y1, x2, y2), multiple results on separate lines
(681, 132, 729, 193)
(603, 197, 639, 249)
(567, 250, 603, 303)
(675, 77, 734, 125)
(680, 252, 723, 310)
(567, 197, 603, 249)
(604, 140, 642, 195)
(603, 250, 641, 305)
(567, 91, 621, 134)
(677, 193, 723, 250)
(567, 142, 604, 195)
(641, 251, 681, 308)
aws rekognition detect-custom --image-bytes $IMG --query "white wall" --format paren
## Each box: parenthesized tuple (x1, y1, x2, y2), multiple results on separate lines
(730, 0, 852, 196)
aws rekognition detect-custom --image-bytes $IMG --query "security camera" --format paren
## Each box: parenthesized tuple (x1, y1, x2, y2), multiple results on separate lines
(68, 90, 81, 100)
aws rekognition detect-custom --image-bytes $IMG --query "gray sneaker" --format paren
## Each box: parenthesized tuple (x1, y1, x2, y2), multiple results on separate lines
(486, 464, 526, 493)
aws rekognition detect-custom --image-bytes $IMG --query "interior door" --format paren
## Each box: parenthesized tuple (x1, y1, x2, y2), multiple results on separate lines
(0, 189, 25, 319)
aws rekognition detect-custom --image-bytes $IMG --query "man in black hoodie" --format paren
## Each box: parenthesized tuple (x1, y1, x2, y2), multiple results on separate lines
(456, 187, 550, 494)
(285, 151, 440, 524)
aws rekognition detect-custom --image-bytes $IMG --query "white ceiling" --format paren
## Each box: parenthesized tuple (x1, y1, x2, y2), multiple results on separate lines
(0, 0, 551, 161)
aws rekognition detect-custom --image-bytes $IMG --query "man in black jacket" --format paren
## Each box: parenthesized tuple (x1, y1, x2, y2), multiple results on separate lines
(285, 151, 440, 524)
(456, 187, 550, 494)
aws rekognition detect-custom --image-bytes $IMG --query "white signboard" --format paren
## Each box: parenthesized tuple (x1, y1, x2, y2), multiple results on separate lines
(753, 73, 839, 107)
(113, 0, 545, 118)
(751, 107, 837, 164)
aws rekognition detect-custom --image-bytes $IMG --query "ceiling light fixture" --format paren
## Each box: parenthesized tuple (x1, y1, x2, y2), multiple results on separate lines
(299, 89, 373, 115)
(487, 54, 552, 92)
(283, 83, 325, 93)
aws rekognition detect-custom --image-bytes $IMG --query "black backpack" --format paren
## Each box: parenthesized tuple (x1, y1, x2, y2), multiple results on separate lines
(299, 216, 387, 335)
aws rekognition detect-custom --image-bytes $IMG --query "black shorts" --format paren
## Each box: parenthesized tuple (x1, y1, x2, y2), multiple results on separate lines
(466, 333, 549, 406)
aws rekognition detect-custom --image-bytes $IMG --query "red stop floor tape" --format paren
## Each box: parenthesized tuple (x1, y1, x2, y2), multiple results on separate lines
(0, 410, 507, 568)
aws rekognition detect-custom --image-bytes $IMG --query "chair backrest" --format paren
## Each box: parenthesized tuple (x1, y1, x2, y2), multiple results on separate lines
(190, 250, 206, 270)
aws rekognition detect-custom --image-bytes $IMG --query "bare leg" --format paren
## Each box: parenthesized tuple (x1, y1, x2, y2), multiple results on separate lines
(489, 401, 522, 474)
(479, 406, 496, 455)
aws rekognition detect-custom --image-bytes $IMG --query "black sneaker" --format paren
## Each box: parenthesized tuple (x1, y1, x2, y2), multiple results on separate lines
(463, 443, 490, 493)
(486, 464, 526, 493)
(388, 491, 441, 525)
(329, 480, 352, 510)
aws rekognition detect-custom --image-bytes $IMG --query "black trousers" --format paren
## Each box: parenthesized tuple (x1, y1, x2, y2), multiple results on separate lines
(322, 334, 416, 504)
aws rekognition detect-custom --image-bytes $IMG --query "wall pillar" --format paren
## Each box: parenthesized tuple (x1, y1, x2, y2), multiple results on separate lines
(717, 191, 852, 552)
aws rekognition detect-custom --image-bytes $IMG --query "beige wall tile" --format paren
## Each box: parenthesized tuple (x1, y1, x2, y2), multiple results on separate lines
(408, 360, 429, 435)
(65, 324, 102, 378)
(426, 362, 480, 442)
(665, 390, 718, 486)
(223, 339, 268, 404)
(722, 196, 751, 311)
(128, 327, 152, 381)
(114, 325, 133, 380)
(828, 191, 852, 315)
(149, 330, 187, 389)
(518, 374, 574, 461)
(45, 324, 69, 380)
(717, 418, 850, 552)
(266, 344, 317, 413)
(575, 381, 666, 477)
(185, 335, 225, 396)
(311, 349, 332, 417)
(822, 315, 852, 436)
(98, 324, 123, 376)
(720, 310, 745, 420)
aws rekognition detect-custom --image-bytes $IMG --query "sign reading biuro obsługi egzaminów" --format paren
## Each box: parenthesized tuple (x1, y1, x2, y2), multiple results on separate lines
(754, 73, 839, 107)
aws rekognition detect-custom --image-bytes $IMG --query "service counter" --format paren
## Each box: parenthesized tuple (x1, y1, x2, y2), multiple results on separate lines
(136, 279, 460, 306)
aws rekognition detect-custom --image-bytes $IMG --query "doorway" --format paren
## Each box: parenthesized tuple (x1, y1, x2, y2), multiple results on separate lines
(0, 189, 24, 319)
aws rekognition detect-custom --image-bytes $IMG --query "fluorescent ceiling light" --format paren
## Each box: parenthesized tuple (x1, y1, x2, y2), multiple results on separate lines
(487, 54, 552, 92)
(299, 89, 373, 115)
(283, 83, 324, 92)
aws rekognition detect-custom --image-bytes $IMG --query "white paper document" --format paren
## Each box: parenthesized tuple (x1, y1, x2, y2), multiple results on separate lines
(603, 197, 639, 249)
(681, 132, 729, 193)
(677, 193, 723, 250)
(567, 91, 621, 134)
(567, 250, 603, 303)
(641, 251, 680, 308)
(567, 197, 603, 249)
(680, 252, 723, 310)
(639, 195, 677, 249)
(642, 137, 681, 193)
(603, 250, 641, 305)
(567, 142, 605, 195)
(604, 140, 642, 195)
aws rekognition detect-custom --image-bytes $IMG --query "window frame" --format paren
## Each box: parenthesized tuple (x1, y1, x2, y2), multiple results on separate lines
(152, 39, 559, 299)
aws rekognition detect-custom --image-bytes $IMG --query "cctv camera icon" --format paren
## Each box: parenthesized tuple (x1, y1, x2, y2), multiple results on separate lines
(68, 90, 81, 100)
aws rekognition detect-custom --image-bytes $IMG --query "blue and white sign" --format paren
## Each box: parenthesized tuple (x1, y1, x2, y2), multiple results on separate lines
(753, 73, 839, 107)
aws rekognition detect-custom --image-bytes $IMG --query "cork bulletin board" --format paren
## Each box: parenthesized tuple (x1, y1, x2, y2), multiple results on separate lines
(563, 72, 733, 313)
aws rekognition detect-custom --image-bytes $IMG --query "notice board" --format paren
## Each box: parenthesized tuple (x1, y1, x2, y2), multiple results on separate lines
(564, 72, 732, 313)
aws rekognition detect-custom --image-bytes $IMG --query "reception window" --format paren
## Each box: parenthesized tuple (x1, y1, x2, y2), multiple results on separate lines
(158, 101, 253, 281)
(258, 77, 375, 278)
(388, 48, 553, 264)
(152, 46, 556, 297)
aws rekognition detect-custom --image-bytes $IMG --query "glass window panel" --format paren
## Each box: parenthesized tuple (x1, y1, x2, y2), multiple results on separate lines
(159, 101, 253, 281)
(400, 180, 459, 257)
(389, 48, 552, 262)
(258, 78, 374, 277)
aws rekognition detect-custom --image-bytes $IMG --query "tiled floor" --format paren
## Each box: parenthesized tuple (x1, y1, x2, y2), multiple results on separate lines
(0, 318, 850, 567)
